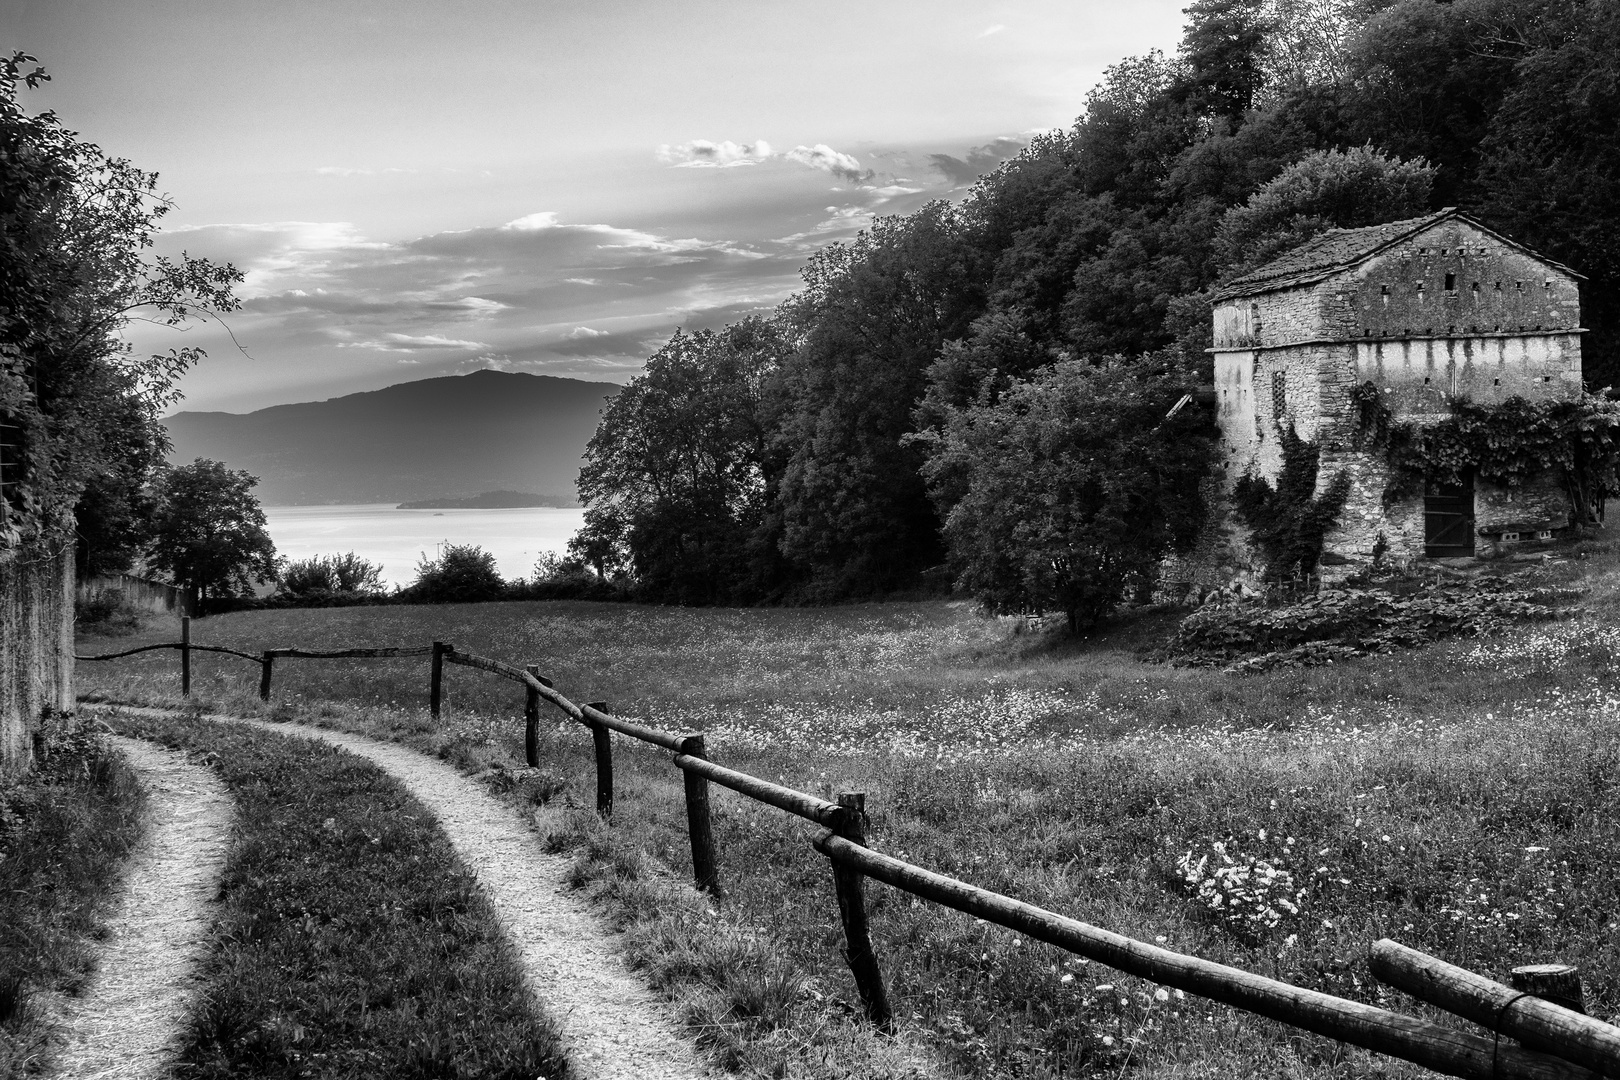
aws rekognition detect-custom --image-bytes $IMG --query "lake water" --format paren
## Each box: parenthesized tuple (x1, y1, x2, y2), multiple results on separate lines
(263, 504, 587, 589)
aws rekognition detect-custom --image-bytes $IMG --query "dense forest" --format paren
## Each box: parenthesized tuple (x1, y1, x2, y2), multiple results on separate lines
(570, 0, 1620, 624)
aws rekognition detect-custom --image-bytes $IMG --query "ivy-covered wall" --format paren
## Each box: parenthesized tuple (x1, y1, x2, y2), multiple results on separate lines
(0, 549, 74, 774)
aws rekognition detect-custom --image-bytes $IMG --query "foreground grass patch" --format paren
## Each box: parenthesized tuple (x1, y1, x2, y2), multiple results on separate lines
(106, 712, 567, 1080)
(75, 546, 1620, 1077)
(0, 715, 145, 1079)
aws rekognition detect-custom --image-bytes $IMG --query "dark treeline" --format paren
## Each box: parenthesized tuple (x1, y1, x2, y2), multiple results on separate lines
(570, 0, 1620, 624)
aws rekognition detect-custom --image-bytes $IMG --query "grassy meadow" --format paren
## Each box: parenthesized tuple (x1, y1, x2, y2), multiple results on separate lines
(74, 550, 1620, 1079)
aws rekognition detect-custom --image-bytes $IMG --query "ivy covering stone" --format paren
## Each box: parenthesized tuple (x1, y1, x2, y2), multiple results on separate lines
(1351, 382, 1620, 522)
(1231, 425, 1350, 580)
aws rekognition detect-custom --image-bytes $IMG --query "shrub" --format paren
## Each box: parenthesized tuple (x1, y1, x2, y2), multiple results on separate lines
(278, 552, 384, 597)
(917, 358, 1216, 632)
(404, 544, 505, 604)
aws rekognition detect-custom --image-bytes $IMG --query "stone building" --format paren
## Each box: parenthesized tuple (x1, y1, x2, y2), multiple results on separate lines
(1207, 207, 1585, 577)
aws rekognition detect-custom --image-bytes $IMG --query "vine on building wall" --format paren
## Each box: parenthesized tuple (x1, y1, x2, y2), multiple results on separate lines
(1350, 381, 1620, 522)
(1232, 425, 1351, 579)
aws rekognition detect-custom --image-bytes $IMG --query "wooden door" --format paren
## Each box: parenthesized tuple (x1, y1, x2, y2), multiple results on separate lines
(1424, 473, 1474, 557)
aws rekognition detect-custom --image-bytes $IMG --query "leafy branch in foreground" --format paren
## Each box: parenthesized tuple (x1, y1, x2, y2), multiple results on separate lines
(2, 51, 241, 552)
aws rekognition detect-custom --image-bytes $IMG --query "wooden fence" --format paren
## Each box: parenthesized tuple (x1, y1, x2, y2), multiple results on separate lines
(77, 621, 1620, 1080)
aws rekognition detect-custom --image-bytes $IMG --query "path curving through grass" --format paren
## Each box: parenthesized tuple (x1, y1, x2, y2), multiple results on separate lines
(48, 737, 233, 1080)
(93, 704, 715, 1080)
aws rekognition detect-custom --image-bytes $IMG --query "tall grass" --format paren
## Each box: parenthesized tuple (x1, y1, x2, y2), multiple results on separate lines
(74, 548, 1620, 1078)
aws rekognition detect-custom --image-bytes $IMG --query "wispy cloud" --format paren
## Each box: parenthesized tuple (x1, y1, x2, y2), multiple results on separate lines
(928, 136, 1027, 186)
(655, 137, 874, 185)
(784, 143, 874, 185)
(977, 24, 1006, 38)
(337, 333, 493, 352)
(315, 166, 418, 177)
(656, 139, 774, 167)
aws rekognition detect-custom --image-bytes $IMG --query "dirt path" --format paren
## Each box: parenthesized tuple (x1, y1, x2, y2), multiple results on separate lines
(47, 736, 233, 1080)
(92, 705, 716, 1080)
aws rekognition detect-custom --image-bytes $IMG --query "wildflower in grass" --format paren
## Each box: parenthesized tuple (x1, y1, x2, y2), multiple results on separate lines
(1178, 834, 1305, 939)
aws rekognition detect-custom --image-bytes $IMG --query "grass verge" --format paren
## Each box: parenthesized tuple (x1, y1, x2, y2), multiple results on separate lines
(75, 545, 1620, 1078)
(0, 713, 146, 1079)
(103, 711, 568, 1080)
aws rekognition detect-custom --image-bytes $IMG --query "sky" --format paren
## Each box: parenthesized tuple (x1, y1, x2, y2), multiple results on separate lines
(10, 0, 1190, 413)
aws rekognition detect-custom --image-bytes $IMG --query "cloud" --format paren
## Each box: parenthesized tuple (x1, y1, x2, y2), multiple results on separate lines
(565, 326, 608, 339)
(316, 166, 417, 177)
(928, 136, 1028, 187)
(784, 144, 873, 185)
(977, 24, 1006, 37)
(656, 139, 773, 168)
(654, 138, 874, 185)
(338, 333, 492, 352)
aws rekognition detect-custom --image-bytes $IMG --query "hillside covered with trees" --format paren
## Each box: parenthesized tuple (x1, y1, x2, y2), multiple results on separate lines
(571, 0, 1620, 626)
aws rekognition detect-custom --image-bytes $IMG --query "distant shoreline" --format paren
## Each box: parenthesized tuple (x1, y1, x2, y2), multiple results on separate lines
(397, 490, 579, 510)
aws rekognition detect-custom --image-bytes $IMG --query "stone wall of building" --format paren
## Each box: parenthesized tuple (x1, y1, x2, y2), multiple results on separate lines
(1352, 334, 1582, 412)
(1346, 222, 1581, 341)
(0, 550, 74, 775)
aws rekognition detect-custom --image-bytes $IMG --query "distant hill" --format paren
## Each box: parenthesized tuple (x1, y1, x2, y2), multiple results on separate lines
(397, 490, 574, 510)
(163, 370, 620, 506)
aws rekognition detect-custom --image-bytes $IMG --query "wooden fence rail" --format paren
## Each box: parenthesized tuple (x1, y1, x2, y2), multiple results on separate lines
(79, 624, 1619, 1079)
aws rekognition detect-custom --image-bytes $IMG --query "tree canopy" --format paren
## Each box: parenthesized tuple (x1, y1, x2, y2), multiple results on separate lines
(147, 459, 277, 608)
(571, 0, 1620, 623)
(1, 53, 240, 563)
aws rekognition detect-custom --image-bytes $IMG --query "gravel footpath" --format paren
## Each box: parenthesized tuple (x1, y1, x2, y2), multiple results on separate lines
(93, 705, 716, 1080)
(48, 736, 233, 1080)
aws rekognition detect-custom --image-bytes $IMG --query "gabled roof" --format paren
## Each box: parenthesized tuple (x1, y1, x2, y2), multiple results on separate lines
(1210, 207, 1584, 301)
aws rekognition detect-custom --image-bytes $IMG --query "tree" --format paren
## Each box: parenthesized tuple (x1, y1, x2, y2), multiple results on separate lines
(406, 543, 505, 603)
(1470, 0, 1620, 388)
(575, 317, 787, 603)
(1, 53, 241, 555)
(147, 459, 277, 608)
(1214, 144, 1435, 273)
(917, 358, 1216, 632)
(772, 204, 985, 597)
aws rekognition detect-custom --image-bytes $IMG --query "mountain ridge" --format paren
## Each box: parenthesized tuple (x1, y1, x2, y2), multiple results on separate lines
(163, 369, 621, 506)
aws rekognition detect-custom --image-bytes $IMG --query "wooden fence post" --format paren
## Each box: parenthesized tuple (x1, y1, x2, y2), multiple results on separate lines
(1512, 964, 1586, 1014)
(523, 664, 542, 767)
(430, 641, 449, 719)
(679, 732, 721, 896)
(585, 702, 613, 818)
(259, 652, 274, 701)
(832, 791, 894, 1031)
(180, 615, 191, 697)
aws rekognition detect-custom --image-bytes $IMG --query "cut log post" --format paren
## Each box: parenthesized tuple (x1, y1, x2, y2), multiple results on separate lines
(1370, 939, 1619, 1078)
(523, 664, 542, 767)
(258, 653, 274, 701)
(430, 641, 449, 719)
(1513, 965, 1587, 1015)
(831, 791, 894, 1032)
(585, 701, 613, 818)
(180, 615, 191, 696)
(678, 732, 721, 896)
